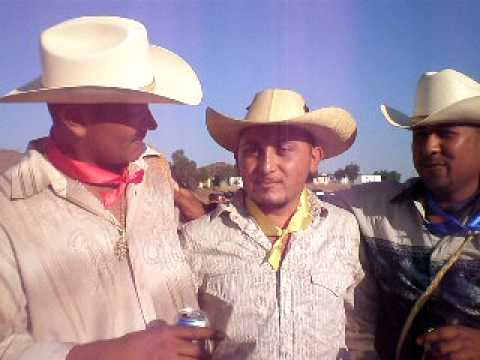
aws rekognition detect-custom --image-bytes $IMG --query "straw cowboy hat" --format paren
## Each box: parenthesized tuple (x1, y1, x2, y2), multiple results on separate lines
(0, 16, 202, 105)
(206, 88, 357, 159)
(381, 69, 480, 128)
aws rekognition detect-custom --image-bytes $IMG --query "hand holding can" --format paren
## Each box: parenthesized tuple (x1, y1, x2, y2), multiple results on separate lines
(176, 307, 216, 357)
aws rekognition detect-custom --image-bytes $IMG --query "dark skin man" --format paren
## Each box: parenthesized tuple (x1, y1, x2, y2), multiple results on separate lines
(414, 124, 480, 360)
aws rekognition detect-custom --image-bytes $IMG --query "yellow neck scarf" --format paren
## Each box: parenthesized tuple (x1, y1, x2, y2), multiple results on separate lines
(246, 189, 312, 270)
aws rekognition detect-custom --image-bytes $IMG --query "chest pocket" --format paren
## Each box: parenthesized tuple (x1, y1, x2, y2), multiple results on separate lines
(310, 270, 352, 298)
(201, 270, 275, 335)
(203, 272, 241, 303)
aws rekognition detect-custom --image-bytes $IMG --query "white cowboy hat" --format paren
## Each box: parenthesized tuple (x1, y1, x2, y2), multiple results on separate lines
(381, 69, 480, 128)
(0, 16, 202, 105)
(206, 88, 357, 159)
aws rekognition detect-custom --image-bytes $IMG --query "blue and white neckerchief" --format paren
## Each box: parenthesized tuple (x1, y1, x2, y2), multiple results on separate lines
(424, 191, 480, 237)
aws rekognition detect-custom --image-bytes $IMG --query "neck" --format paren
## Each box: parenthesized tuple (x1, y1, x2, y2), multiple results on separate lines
(429, 187, 479, 210)
(256, 197, 301, 228)
(49, 134, 126, 174)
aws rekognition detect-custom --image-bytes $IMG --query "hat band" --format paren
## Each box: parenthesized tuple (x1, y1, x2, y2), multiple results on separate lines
(38, 77, 156, 91)
(141, 78, 156, 92)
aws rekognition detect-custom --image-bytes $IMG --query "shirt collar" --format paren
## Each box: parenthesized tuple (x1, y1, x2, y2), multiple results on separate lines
(390, 177, 480, 223)
(211, 188, 329, 232)
(8, 137, 162, 200)
(390, 177, 425, 204)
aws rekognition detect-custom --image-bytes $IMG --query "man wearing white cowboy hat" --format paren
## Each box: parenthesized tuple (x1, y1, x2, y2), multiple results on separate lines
(180, 88, 363, 359)
(0, 16, 214, 360)
(335, 69, 480, 359)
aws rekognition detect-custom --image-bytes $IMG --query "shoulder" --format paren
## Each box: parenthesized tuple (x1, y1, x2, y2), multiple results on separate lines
(315, 200, 360, 236)
(331, 181, 404, 210)
(182, 206, 229, 234)
(180, 204, 240, 247)
(310, 191, 356, 223)
(141, 147, 171, 174)
(320, 199, 354, 217)
(139, 147, 174, 189)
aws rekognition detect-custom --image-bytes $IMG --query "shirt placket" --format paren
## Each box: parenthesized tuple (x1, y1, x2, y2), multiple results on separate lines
(278, 246, 294, 360)
(123, 183, 157, 325)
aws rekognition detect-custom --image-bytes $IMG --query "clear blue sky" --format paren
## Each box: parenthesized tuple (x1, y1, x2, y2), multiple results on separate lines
(1, 0, 479, 180)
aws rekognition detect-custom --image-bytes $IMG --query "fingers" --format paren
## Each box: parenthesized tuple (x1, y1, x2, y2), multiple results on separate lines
(417, 326, 460, 345)
(417, 326, 480, 360)
(174, 339, 204, 358)
(174, 326, 215, 340)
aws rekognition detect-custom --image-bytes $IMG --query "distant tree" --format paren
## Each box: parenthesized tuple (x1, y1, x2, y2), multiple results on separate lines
(197, 167, 210, 183)
(334, 169, 346, 181)
(198, 162, 238, 188)
(373, 170, 401, 183)
(171, 149, 199, 190)
(215, 163, 238, 183)
(344, 163, 360, 182)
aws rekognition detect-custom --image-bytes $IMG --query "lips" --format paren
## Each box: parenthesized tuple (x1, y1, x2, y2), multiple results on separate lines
(255, 178, 282, 187)
(419, 155, 447, 168)
(421, 161, 446, 168)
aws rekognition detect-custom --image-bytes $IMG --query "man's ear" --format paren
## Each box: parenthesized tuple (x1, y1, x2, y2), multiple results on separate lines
(310, 145, 324, 175)
(58, 106, 88, 139)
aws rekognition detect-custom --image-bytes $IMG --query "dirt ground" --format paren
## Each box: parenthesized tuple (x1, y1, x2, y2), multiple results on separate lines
(0, 149, 22, 172)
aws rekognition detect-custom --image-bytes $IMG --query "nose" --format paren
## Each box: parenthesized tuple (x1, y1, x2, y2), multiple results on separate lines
(423, 133, 441, 155)
(144, 112, 158, 131)
(259, 146, 276, 174)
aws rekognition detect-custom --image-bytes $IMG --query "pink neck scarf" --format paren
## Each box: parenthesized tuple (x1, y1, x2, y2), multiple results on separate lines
(45, 138, 144, 208)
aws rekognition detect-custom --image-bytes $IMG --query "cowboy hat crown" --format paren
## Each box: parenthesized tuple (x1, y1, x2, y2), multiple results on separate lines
(206, 88, 357, 159)
(381, 69, 480, 128)
(0, 16, 202, 105)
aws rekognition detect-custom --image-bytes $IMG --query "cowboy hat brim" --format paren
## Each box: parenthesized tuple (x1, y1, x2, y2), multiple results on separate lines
(0, 46, 202, 105)
(206, 106, 357, 159)
(381, 96, 480, 129)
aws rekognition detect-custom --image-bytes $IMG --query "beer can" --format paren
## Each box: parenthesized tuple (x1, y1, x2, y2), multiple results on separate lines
(176, 307, 215, 355)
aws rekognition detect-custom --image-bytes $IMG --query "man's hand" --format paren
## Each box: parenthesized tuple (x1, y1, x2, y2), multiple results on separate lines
(417, 325, 480, 359)
(67, 324, 215, 360)
(174, 187, 208, 221)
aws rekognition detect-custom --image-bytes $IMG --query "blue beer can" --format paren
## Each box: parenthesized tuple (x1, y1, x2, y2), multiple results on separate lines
(176, 307, 214, 355)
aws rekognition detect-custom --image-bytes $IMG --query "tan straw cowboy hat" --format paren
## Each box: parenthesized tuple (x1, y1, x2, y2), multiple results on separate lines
(206, 88, 357, 159)
(381, 69, 480, 128)
(0, 16, 202, 105)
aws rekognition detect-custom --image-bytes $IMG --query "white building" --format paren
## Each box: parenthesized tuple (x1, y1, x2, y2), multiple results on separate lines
(198, 178, 212, 189)
(312, 173, 335, 184)
(229, 176, 243, 188)
(359, 174, 382, 184)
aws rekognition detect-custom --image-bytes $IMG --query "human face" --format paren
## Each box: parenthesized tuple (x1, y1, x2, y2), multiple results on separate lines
(412, 124, 480, 200)
(236, 125, 322, 212)
(78, 104, 157, 169)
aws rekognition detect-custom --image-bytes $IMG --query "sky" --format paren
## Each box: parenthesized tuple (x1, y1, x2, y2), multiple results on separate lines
(0, 0, 479, 180)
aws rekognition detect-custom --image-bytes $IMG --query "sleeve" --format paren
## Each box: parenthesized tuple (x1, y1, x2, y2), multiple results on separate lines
(337, 191, 379, 359)
(178, 223, 204, 293)
(345, 238, 379, 360)
(0, 224, 75, 360)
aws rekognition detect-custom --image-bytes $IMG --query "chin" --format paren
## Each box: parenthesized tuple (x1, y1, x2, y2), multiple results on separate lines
(128, 143, 147, 161)
(251, 193, 287, 209)
(423, 179, 451, 195)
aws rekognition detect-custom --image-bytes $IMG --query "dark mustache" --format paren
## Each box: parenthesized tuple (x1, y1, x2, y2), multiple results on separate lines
(419, 156, 447, 167)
